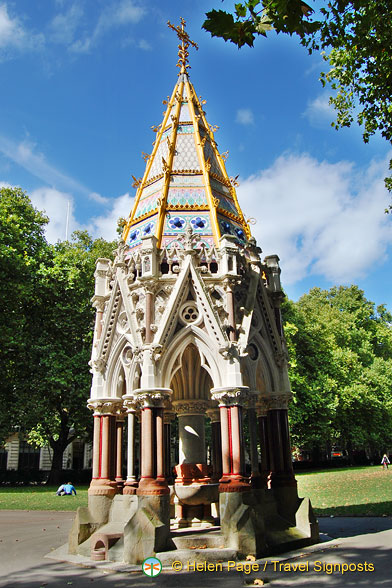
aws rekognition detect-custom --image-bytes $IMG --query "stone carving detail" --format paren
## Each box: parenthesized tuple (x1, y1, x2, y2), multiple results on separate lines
(211, 387, 250, 407)
(123, 396, 139, 413)
(173, 400, 210, 415)
(87, 398, 122, 415)
(92, 358, 106, 374)
(257, 394, 291, 412)
(267, 394, 292, 410)
(134, 388, 172, 408)
(117, 310, 129, 334)
(121, 346, 133, 366)
(206, 408, 220, 422)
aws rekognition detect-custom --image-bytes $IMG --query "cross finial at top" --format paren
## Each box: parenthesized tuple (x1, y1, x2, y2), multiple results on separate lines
(167, 18, 198, 74)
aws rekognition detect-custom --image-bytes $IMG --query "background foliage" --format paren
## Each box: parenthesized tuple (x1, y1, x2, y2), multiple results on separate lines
(0, 187, 115, 482)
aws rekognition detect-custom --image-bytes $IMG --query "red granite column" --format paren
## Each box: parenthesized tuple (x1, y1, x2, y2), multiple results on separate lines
(115, 416, 125, 490)
(88, 399, 122, 497)
(92, 415, 101, 481)
(247, 396, 261, 488)
(164, 411, 175, 484)
(257, 401, 270, 489)
(122, 398, 139, 494)
(212, 387, 250, 492)
(135, 388, 171, 496)
(267, 395, 297, 489)
(207, 409, 222, 482)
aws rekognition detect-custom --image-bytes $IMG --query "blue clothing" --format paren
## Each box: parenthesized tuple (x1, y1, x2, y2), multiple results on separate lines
(63, 483, 76, 495)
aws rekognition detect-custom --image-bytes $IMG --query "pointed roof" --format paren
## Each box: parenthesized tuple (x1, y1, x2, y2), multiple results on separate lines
(122, 19, 251, 252)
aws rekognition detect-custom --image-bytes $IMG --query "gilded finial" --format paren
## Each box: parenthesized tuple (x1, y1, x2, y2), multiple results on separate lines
(167, 17, 198, 74)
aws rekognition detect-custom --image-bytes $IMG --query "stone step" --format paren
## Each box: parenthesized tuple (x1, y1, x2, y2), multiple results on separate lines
(172, 530, 225, 550)
(157, 547, 238, 567)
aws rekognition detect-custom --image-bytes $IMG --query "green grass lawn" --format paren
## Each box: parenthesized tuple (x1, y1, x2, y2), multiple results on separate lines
(0, 485, 88, 511)
(0, 466, 391, 515)
(296, 465, 392, 516)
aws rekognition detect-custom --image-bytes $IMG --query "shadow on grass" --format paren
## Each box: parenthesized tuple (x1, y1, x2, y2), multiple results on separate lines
(315, 501, 392, 517)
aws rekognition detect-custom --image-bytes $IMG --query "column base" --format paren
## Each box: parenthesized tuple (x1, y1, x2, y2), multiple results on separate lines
(123, 480, 139, 495)
(137, 477, 170, 495)
(219, 474, 250, 493)
(174, 463, 212, 485)
(88, 478, 118, 497)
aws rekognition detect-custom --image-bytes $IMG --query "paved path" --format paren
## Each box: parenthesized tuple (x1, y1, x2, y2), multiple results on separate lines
(0, 511, 391, 587)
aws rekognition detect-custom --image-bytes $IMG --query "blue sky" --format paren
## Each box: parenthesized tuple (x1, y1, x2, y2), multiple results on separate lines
(1, 0, 391, 309)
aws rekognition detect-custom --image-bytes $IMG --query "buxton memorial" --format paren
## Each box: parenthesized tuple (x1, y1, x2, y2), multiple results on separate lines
(69, 20, 319, 565)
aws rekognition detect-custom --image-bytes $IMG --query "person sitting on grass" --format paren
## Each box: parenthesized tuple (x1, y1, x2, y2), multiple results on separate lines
(57, 482, 77, 495)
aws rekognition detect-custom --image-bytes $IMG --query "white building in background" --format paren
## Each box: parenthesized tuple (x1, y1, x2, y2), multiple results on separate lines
(1, 433, 92, 472)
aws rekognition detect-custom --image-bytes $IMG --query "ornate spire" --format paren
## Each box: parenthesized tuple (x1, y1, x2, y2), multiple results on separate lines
(122, 21, 251, 252)
(167, 18, 198, 74)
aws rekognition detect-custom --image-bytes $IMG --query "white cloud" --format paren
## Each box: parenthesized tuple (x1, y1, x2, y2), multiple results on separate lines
(0, 134, 98, 200)
(237, 152, 392, 284)
(0, 3, 44, 57)
(303, 94, 334, 128)
(88, 192, 134, 241)
(236, 108, 254, 126)
(70, 0, 145, 54)
(30, 187, 77, 243)
(89, 191, 109, 205)
(49, 3, 83, 45)
(138, 39, 152, 51)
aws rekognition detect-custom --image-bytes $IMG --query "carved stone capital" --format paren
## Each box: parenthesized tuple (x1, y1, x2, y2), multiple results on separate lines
(164, 411, 176, 424)
(87, 397, 122, 416)
(134, 387, 172, 408)
(257, 394, 292, 412)
(206, 408, 220, 422)
(91, 296, 107, 312)
(267, 394, 292, 410)
(211, 386, 250, 407)
(173, 400, 210, 415)
(122, 395, 139, 413)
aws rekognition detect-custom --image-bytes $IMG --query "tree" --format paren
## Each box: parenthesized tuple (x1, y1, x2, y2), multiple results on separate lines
(0, 188, 116, 482)
(203, 2, 392, 196)
(23, 231, 116, 483)
(282, 285, 392, 460)
(0, 187, 50, 442)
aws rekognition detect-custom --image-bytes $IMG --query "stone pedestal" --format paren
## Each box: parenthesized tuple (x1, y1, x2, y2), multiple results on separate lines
(219, 490, 266, 558)
(123, 494, 173, 564)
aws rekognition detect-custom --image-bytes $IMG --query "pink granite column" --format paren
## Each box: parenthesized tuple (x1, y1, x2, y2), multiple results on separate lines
(267, 396, 297, 489)
(115, 416, 125, 490)
(122, 398, 139, 494)
(212, 387, 250, 493)
(135, 388, 172, 496)
(207, 409, 222, 482)
(88, 399, 122, 497)
(92, 415, 101, 480)
(257, 403, 270, 489)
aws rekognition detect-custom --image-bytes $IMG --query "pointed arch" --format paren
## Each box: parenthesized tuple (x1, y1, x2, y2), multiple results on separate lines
(158, 325, 223, 389)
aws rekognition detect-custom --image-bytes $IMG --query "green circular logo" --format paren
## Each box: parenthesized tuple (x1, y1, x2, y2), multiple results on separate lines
(142, 556, 162, 577)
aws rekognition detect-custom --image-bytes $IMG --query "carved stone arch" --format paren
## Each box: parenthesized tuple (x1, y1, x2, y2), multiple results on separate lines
(130, 361, 141, 392)
(158, 325, 223, 389)
(105, 335, 129, 398)
(247, 332, 280, 394)
(170, 343, 213, 403)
